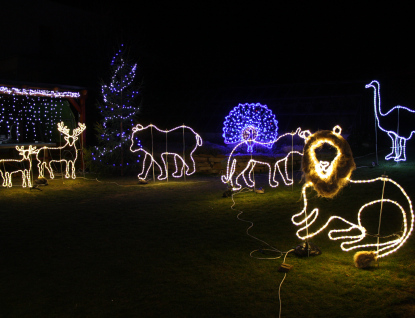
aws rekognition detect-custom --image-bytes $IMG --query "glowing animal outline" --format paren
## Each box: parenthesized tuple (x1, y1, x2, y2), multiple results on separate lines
(222, 103, 279, 153)
(292, 125, 414, 259)
(366, 80, 415, 162)
(221, 128, 311, 191)
(35, 122, 86, 179)
(0, 145, 37, 188)
(130, 124, 203, 181)
(292, 177, 414, 259)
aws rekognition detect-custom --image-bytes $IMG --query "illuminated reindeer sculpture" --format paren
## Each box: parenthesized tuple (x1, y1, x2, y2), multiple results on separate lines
(0, 145, 37, 188)
(36, 122, 86, 179)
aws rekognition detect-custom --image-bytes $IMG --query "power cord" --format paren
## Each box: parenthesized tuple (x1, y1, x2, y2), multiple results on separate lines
(230, 189, 295, 318)
(278, 249, 295, 318)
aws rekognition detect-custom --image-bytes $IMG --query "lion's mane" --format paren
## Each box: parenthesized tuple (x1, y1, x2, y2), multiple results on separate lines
(302, 129, 356, 198)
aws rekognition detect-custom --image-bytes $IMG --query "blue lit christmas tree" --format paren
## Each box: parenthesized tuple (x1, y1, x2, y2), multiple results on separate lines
(93, 45, 141, 174)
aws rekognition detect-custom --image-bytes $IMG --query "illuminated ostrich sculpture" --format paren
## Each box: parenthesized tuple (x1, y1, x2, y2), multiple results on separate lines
(223, 103, 278, 153)
(366, 80, 415, 162)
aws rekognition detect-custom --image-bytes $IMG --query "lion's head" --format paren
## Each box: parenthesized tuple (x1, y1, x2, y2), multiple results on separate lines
(302, 126, 356, 198)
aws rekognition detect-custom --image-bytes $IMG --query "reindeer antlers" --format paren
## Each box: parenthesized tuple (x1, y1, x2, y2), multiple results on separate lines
(57, 122, 70, 136)
(57, 122, 86, 137)
(73, 123, 86, 137)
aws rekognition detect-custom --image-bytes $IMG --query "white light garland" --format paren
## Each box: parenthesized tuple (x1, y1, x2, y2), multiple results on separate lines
(221, 128, 311, 190)
(0, 86, 80, 98)
(130, 124, 203, 180)
(0, 145, 37, 188)
(35, 122, 86, 179)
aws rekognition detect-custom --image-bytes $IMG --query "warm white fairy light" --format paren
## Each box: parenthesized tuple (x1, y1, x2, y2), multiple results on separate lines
(276, 150, 304, 186)
(292, 178, 413, 258)
(129, 124, 203, 180)
(306, 125, 342, 180)
(0, 145, 37, 188)
(35, 122, 86, 179)
(0, 86, 80, 98)
(292, 125, 414, 259)
(221, 128, 311, 190)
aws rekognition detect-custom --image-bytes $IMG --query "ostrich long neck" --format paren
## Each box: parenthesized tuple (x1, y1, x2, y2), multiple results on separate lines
(372, 82, 383, 118)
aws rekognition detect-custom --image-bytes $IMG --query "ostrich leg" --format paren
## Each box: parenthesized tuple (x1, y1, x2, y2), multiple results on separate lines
(385, 132, 397, 161)
(396, 138, 407, 162)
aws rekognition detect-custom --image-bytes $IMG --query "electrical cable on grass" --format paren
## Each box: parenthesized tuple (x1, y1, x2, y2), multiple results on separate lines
(230, 188, 296, 318)
(278, 249, 295, 318)
(231, 189, 296, 258)
(231, 188, 283, 259)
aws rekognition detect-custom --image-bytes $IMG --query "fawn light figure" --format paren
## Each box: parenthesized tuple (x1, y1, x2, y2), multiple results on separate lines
(0, 145, 37, 188)
(36, 122, 86, 179)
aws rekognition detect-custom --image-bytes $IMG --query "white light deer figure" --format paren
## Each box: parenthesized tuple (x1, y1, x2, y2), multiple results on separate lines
(0, 145, 37, 188)
(36, 122, 86, 179)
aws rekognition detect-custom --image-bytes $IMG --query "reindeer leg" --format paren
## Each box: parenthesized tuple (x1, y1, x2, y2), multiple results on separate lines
(6, 172, 12, 188)
(48, 162, 55, 179)
(22, 170, 28, 188)
(66, 162, 70, 179)
(0, 171, 5, 187)
(70, 161, 76, 179)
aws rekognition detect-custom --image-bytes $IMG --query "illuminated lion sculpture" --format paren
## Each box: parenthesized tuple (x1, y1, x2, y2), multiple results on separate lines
(292, 126, 414, 267)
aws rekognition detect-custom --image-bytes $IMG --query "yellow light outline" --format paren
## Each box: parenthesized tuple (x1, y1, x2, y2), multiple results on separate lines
(0, 145, 37, 188)
(36, 122, 86, 179)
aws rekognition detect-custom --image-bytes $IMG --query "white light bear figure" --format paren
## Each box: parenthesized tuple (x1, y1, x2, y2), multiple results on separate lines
(36, 122, 86, 179)
(130, 124, 203, 180)
(291, 126, 414, 264)
(0, 145, 37, 188)
(221, 128, 311, 191)
(366, 80, 415, 162)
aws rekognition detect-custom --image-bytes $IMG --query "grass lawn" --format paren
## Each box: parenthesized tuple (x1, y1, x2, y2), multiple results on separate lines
(0, 157, 415, 317)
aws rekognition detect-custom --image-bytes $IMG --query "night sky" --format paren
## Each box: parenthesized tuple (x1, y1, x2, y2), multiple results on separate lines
(2, 2, 415, 136)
